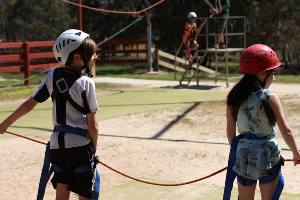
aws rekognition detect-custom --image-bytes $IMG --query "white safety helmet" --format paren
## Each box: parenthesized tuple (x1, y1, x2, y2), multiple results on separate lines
(187, 12, 197, 18)
(53, 29, 89, 65)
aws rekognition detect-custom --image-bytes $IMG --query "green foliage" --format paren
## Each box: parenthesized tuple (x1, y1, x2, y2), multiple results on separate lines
(1, 0, 300, 66)
(0, 0, 75, 41)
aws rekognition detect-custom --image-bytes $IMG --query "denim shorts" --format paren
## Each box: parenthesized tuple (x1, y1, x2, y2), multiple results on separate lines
(237, 163, 281, 186)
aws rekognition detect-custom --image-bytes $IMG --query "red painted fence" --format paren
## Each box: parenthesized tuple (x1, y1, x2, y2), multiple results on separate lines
(0, 40, 58, 85)
(0, 39, 147, 85)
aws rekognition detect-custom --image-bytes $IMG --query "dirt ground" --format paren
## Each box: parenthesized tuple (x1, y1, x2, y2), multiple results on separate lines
(0, 81, 300, 199)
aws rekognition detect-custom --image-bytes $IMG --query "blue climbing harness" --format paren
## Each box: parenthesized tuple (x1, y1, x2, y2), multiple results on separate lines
(223, 89, 284, 200)
(222, 134, 284, 200)
(36, 125, 100, 200)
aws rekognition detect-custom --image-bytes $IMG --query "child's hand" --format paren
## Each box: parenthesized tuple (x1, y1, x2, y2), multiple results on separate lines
(293, 151, 300, 166)
(0, 123, 9, 134)
(209, 8, 218, 14)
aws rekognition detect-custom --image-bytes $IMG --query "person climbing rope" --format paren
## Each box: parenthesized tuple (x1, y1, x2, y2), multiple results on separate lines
(223, 44, 300, 200)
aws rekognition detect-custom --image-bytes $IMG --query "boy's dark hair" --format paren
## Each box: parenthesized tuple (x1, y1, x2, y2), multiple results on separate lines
(65, 37, 96, 77)
(226, 74, 262, 120)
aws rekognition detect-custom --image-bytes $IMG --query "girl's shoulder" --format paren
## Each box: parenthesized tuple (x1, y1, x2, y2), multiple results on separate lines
(76, 75, 96, 90)
(78, 75, 94, 83)
(262, 88, 272, 97)
(262, 88, 279, 100)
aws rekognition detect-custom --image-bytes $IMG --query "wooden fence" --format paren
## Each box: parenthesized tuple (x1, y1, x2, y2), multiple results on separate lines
(0, 41, 57, 85)
(0, 39, 148, 85)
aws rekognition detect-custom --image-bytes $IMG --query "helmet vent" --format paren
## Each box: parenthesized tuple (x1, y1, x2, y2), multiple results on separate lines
(62, 40, 65, 47)
(57, 57, 62, 62)
(56, 45, 59, 53)
(58, 42, 61, 50)
(75, 32, 81, 36)
(67, 39, 70, 44)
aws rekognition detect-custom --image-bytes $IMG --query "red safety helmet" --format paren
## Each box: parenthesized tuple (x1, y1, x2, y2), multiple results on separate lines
(240, 44, 281, 74)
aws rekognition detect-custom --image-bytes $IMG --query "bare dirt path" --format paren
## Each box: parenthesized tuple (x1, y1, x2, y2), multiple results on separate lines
(0, 78, 299, 199)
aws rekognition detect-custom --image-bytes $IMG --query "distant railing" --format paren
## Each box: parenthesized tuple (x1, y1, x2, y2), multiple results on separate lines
(97, 39, 147, 64)
(198, 16, 246, 49)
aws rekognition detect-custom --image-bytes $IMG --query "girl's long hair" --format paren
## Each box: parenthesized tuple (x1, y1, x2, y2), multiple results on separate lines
(227, 74, 262, 120)
(66, 37, 96, 77)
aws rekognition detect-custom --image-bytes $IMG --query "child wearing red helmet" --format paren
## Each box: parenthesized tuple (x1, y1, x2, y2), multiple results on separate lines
(225, 44, 300, 199)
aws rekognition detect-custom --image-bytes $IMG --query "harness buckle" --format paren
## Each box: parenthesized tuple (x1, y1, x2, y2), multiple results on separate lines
(56, 78, 68, 94)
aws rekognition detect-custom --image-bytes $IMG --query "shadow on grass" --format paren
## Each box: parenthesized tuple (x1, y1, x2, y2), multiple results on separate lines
(100, 101, 201, 107)
(168, 84, 221, 90)
(100, 133, 229, 146)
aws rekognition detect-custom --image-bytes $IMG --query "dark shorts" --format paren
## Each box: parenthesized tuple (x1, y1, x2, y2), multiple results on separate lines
(237, 163, 281, 186)
(215, 17, 227, 34)
(50, 144, 95, 198)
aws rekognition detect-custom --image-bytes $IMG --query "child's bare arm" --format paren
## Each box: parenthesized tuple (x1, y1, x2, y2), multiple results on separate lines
(204, 0, 217, 13)
(87, 112, 99, 152)
(226, 106, 236, 145)
(269, 94, 300, 165)
(0, 97, 38, 134)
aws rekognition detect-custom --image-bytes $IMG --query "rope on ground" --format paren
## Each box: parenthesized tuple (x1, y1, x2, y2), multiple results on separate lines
(61, 0, 166, 15)
(99, 160, 227, 186)
(96, 16, 144, 47)
(5, 130, 294, 186)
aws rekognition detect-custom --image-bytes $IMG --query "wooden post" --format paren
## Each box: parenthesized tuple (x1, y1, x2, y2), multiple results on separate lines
(153, 48, 159, 71)
(23, 42, 30, 86)
(78, 0, 83, 30)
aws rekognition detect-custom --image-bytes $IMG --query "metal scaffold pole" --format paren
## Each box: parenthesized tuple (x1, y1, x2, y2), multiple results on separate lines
(78, 0, 83, 30)
(144, 0, 153, 72)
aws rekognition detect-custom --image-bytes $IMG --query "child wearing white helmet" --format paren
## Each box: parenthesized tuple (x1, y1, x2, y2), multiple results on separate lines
(182, 11, 199, 61)
(0, 29, 99, 200)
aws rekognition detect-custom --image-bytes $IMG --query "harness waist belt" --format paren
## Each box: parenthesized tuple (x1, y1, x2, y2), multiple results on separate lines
(52, 156, 99, 173)
(239, 133, 274, 140)
(54, 124, 88, 137)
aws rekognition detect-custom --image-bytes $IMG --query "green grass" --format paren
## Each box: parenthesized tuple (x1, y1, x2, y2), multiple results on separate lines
(275, 74, 300, 83)
(0, 86, 227, 136)
(0, 65, 300, 90)
(101, 180, 300, 200)
(0, 86, 35, 100)
(99, 87, 227, 119)
(96, 64, 300, 83)
(0, 71, 47, 88)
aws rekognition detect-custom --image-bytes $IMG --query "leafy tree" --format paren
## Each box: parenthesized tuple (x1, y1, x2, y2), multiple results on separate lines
(0, 0, 75, 41)
(1, 0, 300, 66)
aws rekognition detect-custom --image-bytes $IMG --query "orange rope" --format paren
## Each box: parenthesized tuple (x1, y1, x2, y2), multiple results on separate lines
(6, 130, 47, 145)
(4, 130, 294, 186)
(99, 160, 227, 186)
(61, 0, 166, 15)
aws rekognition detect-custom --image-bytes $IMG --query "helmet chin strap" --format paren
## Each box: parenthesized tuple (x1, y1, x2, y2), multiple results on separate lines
(262, 69, 274, 88)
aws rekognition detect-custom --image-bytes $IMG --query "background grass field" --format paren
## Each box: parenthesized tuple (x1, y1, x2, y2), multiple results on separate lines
(0, 85, 228, 136)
